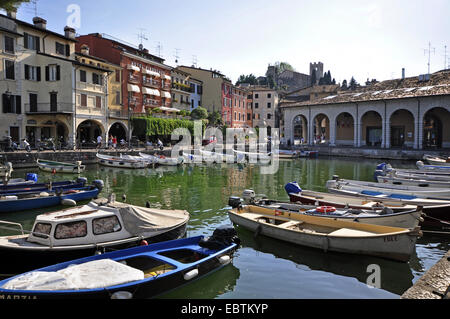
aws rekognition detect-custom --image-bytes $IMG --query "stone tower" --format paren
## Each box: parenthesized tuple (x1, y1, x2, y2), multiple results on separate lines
(310, 62, 324, 85)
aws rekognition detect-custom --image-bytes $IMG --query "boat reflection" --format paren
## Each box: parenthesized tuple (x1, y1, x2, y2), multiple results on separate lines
(235, 225, 415, 296)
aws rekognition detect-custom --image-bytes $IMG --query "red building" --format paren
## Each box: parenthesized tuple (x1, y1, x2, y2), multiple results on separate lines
(230, 86, 250, 128)
(222, 81, 233, 126)
(76, 33, 172, 114)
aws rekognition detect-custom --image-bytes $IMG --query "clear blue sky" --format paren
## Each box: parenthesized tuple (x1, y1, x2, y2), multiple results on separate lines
(10, 0, 450, 85)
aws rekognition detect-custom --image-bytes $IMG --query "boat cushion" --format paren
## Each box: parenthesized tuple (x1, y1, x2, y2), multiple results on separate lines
(388, 194, 417, 200)
(2, 259, 144, 291)
(361, 190, 384, 196)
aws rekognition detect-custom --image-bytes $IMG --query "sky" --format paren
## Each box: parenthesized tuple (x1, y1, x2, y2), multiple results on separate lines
(9, 0, 450, 85)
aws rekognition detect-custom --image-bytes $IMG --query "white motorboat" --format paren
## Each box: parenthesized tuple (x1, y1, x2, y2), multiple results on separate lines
(139, 152, 184, 166)
(377, 174, 450, 188)
(423, 155, 450, 167)
(96, 153, 149, 169)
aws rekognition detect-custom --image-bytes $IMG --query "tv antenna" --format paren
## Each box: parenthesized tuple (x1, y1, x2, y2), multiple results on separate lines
(24, 0, 43, 17)
(424, 41, 435, 74)
(137, 28, 148, 49)
(443, 45, 448, 70)
(155, 42, 163, 58)
(174, 48, 180, 64)
(192, 55, 198, 68)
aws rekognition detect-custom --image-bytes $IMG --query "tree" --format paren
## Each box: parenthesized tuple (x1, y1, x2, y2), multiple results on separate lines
(208, 110, 223, 127)
(349, 76, 358, 90)
(236, 74, 257, 86)
(190, 107, 208, 120)
(341, 79, 348, 90)
(0, 0, 30, 11)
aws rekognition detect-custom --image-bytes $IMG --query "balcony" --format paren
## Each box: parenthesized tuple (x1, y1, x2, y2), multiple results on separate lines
(77, 105, 105, 116)
(142, 79, 160, 88)
(171, 83, 192, 93)
(25, 103, 73, 114)
(77, 81, 106, 93)
(144, 98, 160, 107)
(128, 74, 141, 84)
(108, 108, 129, 119)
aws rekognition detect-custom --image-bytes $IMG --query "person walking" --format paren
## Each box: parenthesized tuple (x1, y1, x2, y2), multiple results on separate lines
(97, 135, 102, 149)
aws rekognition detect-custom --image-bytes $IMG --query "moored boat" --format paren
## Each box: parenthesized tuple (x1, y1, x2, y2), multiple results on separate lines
(37, 159, 85, 174)
(327, 177, 450, 200)
(0, 196, 190, 275)
(200, 150, 235, 163)
(228, 204, 421, 262)
(139, 152, 183, 166)
(0, 226, 238, 299)
(96, 153, 149, 169)
(423, 154, 450, 166)
(376, 174, 450, 188)
(0, 181, 103, 214)
(416, 160, 450, 171)
(0, 177, 88, 196)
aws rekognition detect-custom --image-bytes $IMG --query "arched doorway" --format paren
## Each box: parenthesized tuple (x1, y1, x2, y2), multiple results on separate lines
(313, 114, 329, 144)
(361, 111, 382, 147)
(335, 112, 354, 146)
(390, 109, 414, 148)
(77, 120, 104, 147)
(293, 115, 307, 145)
(423, 107, 450, 149)
(108, 122, 127, 141)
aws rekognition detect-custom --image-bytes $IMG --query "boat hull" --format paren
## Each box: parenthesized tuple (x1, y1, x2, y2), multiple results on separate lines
(0, 221, 188, 276)
(377, 175, 450, 188)
(97, 154, 148, 169)
(0, 235, 237, 299)
(229, 208, 419, 262)
(37, 160, 85, 174)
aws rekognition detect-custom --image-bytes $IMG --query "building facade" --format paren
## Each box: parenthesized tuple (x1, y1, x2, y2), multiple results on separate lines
(171, 67, 191, 112)
(1, 12, 77, 148)
(251, 88, 279, 133)
(188, 77, 203, 111)
(230, 86, 250, 128)
(282, 70, 450, 149)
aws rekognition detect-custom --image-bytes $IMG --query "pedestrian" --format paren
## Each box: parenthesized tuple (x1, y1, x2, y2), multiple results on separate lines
(97, 135, 102, 149)
(112, 136, 117, 149)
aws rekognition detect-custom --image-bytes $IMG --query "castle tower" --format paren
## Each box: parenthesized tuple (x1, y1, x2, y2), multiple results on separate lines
(310, 62, 324, 85)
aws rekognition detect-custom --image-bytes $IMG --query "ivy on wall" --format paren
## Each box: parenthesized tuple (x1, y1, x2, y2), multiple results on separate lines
(132, 116, 207, 137)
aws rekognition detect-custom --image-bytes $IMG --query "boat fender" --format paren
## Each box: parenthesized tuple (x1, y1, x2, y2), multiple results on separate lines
(4, 195, 18, 201)
(26, 173, 38, 182)
(184, 268, 199, 281)
(254, 224, 262, 238)
(111, 291, 133, 299)
(61, 199, 77, 206)
(39, 192, 50, 197)
(219, 255, 231, 265)
(316, 206, 336, 213)
(140, 240, 149, 246)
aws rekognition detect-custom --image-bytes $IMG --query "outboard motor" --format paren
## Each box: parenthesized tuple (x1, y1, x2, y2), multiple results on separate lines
(92, 179, 104, 192)
(325, 179, 337, 190)
(242, 189, 256, 204)
(376, 163, 387, 171)
(228, 196, 243, 209)
(26, 173, 38, 183)
(76, 177, 88, 186)
(332, 175, 340, 181)
(199, 225, 240, 250)
(416, 161, 425, 169)
(284, 182, 302, 196)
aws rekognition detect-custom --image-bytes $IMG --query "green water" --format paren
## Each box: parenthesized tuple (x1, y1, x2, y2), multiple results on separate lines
(4, 157, 450, 299)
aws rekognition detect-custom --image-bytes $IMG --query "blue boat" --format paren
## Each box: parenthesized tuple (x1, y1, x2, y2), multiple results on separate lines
(0, 176, 89, 196)
(0, 226, 240, 299)
(0, 182, 103, 213)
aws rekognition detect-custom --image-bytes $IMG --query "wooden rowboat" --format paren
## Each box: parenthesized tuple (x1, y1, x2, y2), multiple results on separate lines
(96, 153, 148, 169)
(37, 159, 85, 174)
(228, 205, 421, 262)
(423, 155, 450, 166)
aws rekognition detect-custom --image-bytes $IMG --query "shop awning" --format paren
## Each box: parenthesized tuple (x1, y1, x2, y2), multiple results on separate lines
(142, 69, 160, 77)
(142, 87, 160, 96)
(164, 75, 171, 81)
(127, 84, 140, 93)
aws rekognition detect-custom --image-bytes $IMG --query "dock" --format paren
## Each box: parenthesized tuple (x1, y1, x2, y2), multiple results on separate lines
(401, 250, 450, 299)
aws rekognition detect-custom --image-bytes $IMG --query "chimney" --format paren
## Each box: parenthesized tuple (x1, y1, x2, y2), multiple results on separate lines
(33, 17, 47, 29)
(64, 26, 76, 39)
(6, 9, 17, 19)
(402, 68, 405, 80)
(80, 44, 89, 55)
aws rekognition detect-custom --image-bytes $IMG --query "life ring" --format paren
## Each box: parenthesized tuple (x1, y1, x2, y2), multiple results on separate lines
(316, 206, 336, 213)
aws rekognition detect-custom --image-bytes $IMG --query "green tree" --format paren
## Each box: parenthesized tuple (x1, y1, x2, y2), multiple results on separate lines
(208, 110, 223, 127)
(349, 76, 358, 90)
(190, 107, 208, 120)
(0, 0, 30, 11)
(236, 74, 257, 86)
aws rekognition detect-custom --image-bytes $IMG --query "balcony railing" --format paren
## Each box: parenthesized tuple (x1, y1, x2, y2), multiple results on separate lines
(128, 75, 140, 83)
(142, 79, 160, 88)
(108, 108, 129, 119)
(76, 105, 105, 115)
(144, 99, 160, 106)
(77, 81, 106, 93)
(25, 103, 73, 114)
(171, 83, 192, 93)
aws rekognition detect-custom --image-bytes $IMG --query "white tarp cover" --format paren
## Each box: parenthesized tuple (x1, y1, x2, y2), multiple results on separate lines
(2, 259, 144, 291)
(118, 204, 188, 236)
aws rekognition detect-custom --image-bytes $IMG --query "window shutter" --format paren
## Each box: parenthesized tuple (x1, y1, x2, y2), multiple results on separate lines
(37, 67, 41, 81)
(15, 96, 21, 114)
(35, 36, 40, 52)
(56, 65, 61, 81)
(24, 64, 30, 80)
(65, 44, 70, 57)
(2, 94, 9, 113)
(45, 66, 50, 81)
(23, 33, 29, 49)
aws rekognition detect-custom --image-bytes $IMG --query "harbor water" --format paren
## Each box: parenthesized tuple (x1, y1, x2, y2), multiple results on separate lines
(2, 157, 449, 299)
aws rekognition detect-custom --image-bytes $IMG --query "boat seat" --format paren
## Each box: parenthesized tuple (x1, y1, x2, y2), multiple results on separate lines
(278, 221, 304, 229)
(328, 228, 376, 237)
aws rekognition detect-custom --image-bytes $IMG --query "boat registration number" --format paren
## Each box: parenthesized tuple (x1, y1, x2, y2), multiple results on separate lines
(0, 294, 37, 300)
(383, 235, 399, 242)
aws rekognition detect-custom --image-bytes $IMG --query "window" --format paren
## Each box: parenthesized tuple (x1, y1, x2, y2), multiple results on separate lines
(80, 94, 87, 107)
(4, 59, 14, 80)
(23, 33, 40, 51)
(268, 93, 272, 98)
(24, 65, 41, 81)
(50, 92, 57, 112)
(267, 114, 272, 120)
(254, 102, 259, 109)
(80, 70, 86, 82)
(115, 70, 120, 82)
(247, 113, 251, 121)
(46, 65, 60, 81)
(267, 102, 271, 108)
(2, 94, 21, 114)
(93, 216, 122, 235)
(55, 42, 65, 55)
(96, 96, 102, 108)
(29, 93, 38, 112)
(32, 223, 52, 239)
(54, 221, 87, 240)
(115, 91, 121, 105)
(93, 73, 103, 85)
(254, 94, 259, 99)
(4, 36, 14, 54)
